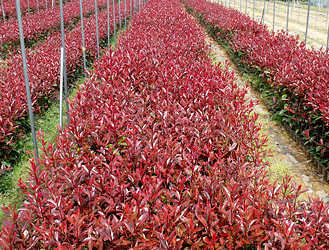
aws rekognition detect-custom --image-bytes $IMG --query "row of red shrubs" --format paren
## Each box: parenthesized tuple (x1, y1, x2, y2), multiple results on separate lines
(0, 0, 63, 22)
(0, 1, 128, 157)
(1, 0, 328, 248)
(183, 0, 329, 166)
(0, 0, 107, 50)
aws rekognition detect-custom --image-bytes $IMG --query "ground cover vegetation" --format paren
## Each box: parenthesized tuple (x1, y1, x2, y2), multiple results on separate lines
(0, 0, 328, 248)
(184, 0, 329, 172)
(0, 0, 130, 165)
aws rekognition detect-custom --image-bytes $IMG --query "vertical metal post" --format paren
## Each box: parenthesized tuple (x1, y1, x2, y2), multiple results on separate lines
(305, 0, 311, 44)
(95, 0, 100, 58)
(119, 0, 121, 29)
(15, 0, 38, 159)
(113, 0, 116, 46)
(298, 0, 300, 23)
(124, 0, 127, 28)
(28, 0, 30, 15)
(273, 0, 276, 30)
(287, 0, 290, 31)
(1, 0, 5, 22)
(253, 0, 255, 18)
(263, 0, 266, 23)
(59, 47, 64, 130)
(107, 0, 110, 47)
(327, 22, 329, 49)
(315, 1, 318, 28)
(59, 0, 69, 118)
(240, 0, 242, 11)
(327, 0, 329, 29)
(37, 0, 39, 12)
(45, 0, 47, 9)
(234, 0, 235, 8)
(245, 0, 247, 14)
(79, 0, 87, 76)
(130, 0, 132, 18)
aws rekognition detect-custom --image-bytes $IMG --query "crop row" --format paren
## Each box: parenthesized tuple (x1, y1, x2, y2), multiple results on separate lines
(0, 0, 62, 22)
(0, 1, 130, 160)
(0, 0, 108, 54)
(1, 0, 328, 248)
(184, 0, 329, 169)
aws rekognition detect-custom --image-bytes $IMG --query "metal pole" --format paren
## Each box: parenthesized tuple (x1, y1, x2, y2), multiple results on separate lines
(124, 0, 127, 29)
(28, 0, 30, 15)
(245, 0, 247, 14)
(130, 0, 132, 18)
(79, 0, 87, 76)
(1, 0, 5, 22)
(315, 1, 318, 28)
(327, 0, 329, 29)
(287, 0, 290, 31)
(327, 22, 329, 49)
(45, 0, 47, 9)
(298, 0, 300, 23)
(113, 0, 116, 46)
(15, 0, 38, 159)
(263, 0, 266, 23)
(253, 0, 255, 18)
(305, 0, 311, 45)
(273, 0, 276, 30)
(95, 0, 100, 58)
(37, 0, 39, 12)
(59, 47, 64, 129)
(107, 0, 110, 47)
(59, 0, 69, 118)
(240, 0, 242, 11)
(119, 0, 121, 29)
(234, 0, 235, 8)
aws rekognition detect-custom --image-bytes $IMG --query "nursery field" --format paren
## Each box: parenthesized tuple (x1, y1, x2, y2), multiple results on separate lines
(0, 0, 329, 248)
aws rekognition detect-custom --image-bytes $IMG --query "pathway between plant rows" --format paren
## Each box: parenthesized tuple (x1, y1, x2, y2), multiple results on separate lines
(205, 36, 329, 203)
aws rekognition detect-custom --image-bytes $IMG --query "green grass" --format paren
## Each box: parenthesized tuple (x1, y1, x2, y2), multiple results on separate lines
(0, 94, 72, 222)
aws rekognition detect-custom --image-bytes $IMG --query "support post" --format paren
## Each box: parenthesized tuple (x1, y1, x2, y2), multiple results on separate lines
(15, 0, 39, 159)
(113, 0, 116, 46)
(95, 0, 100, 58)
(305, 0, 311, 45)
(59, 0, 69, 119)
(59, 47, 64, 130)
(1, 0, 5, 22)
(273, 0, 276, 30)
(287, 0, 290, 31)
(79, 0, 87, 76)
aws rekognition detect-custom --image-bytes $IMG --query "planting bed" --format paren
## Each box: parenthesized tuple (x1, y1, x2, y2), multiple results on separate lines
(206, 35, 329, 204)
(184, 0, 329, 180)
(0, 0, 108, 55)
(0, 0, 62, 22)
(0, 0, 130, 163)
(0, 0, 328, 248)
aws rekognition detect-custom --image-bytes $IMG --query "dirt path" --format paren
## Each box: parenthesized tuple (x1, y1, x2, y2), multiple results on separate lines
(206, 36, 329, 202)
